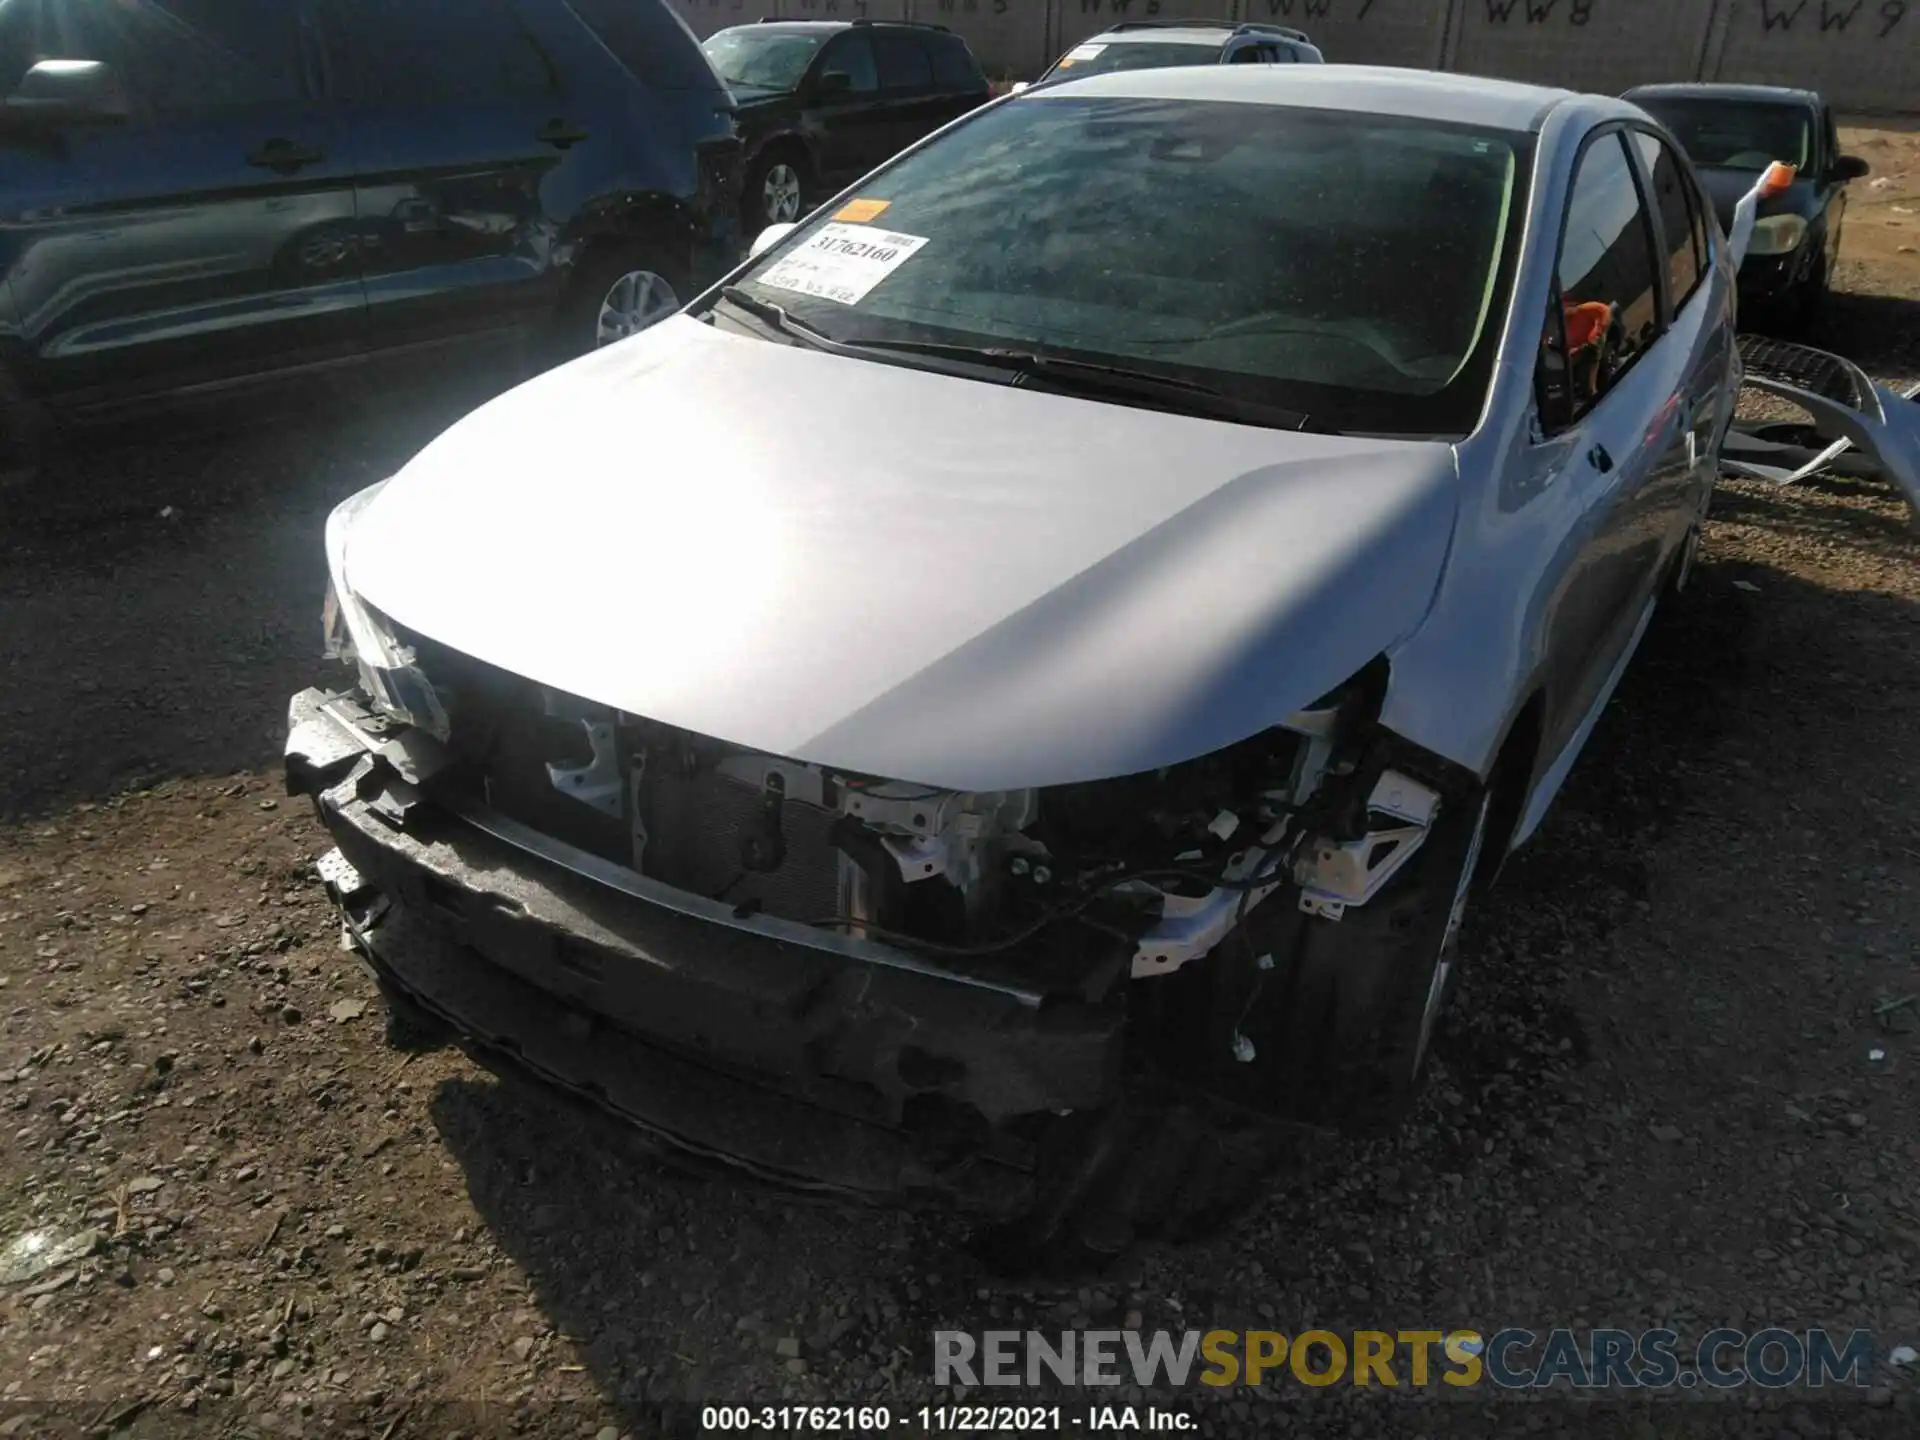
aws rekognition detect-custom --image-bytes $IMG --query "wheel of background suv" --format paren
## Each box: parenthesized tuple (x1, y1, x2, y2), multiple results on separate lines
(1781, 241, 1830, 337)
(1263, 782, 1494, 1131)
(745, 150, 809, 229)
(555, 242, 687, 362)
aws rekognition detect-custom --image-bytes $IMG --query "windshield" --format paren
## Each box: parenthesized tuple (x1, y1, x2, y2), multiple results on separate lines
(1044, 40, 1223, 80)
(721, 96, 1531, 437)
(1634, 97, 1811, 172)
(701, 29, 826, 92)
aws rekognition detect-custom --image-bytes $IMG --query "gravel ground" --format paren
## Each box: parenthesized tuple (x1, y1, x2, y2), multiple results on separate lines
(3, 134, 1920, 1439)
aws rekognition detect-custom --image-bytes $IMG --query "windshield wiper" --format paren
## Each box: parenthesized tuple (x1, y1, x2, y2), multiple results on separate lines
(713, 293, 1311, 430)
(714, 286, 840, 350)
(831, 339, 1311, 430)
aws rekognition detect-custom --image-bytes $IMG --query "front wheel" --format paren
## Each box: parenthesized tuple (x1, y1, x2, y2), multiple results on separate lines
(1263, 783, 1494, 1130)
(553, 243, 687, 364)
(745, 152, 809, 230)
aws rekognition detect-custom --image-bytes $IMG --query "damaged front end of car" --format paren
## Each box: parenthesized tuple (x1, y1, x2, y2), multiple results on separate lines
(290, 516, 1470, 1235)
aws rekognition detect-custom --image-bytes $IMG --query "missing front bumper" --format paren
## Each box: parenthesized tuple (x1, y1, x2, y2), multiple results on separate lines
(286, 689, 1126, 1209)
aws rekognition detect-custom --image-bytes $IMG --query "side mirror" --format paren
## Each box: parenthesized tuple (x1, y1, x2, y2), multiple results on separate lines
(2, 59, 130, 128)
(814, 70, 852, 99)
(750, 221, 797, 259)
(1832, 153, 1871, 182)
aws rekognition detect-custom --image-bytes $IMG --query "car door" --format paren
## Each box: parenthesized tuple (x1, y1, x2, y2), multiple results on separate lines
(1630, 128, 1730, 554)
(804, 30, 887, 190)
(322, 0, 588, 355)
(0, 0, 362, 415)
(1528, 128, 1678, 756)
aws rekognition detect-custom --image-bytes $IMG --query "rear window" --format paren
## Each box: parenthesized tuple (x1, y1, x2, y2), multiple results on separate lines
(929, 35, 982, 90)
(872, 30, 932, 92)
(562, 0, 722, 91)
(334, 0, 556, 102)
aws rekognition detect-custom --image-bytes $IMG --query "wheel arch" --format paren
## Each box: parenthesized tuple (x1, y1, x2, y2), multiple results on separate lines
(558, 193, 703, 293)
(1477, 687, 1546, 890)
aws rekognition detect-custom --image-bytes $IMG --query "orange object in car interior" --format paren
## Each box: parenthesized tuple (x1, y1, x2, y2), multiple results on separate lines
(1562, 300, 1611, 351)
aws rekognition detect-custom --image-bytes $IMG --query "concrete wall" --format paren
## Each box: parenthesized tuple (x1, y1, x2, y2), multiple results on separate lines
(1706, 0, 1920, 114)
(1449, 0, 1720, 96)
(676, 0, 1920, 112)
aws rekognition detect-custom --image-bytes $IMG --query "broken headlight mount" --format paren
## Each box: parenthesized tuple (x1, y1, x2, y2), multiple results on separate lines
(1287, 677, 1462, 924)
(321, 483, 449, 742)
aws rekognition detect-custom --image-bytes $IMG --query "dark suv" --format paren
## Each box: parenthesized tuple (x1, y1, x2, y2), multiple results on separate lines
(1622, 83, 1869, 327)
(0, 0, 742, 480)
(702, 19, 989, 230)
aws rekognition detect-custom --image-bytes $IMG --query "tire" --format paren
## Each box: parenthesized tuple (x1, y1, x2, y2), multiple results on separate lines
(1261, 781, 1494, 1131)
(977, 776, 1496, 1267)
(552, 242, 688, 364)
(1779, 244, 1829, 338)
(744, 149, 809, 231)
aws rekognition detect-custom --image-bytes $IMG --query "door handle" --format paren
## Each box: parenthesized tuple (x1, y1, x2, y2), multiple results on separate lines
(1587, 443, 1614, 474)
(247, 138, 325, 172)
(535, 119, 589, 149)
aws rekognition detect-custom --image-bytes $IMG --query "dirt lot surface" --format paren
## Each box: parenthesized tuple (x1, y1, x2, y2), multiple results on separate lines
(3, 128, 1920, 1440)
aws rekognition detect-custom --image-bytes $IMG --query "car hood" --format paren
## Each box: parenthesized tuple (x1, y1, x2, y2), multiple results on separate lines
(1696, 165, 1818, 230)
(341, 318, 1461, 791)
(726, 87, 796, 117)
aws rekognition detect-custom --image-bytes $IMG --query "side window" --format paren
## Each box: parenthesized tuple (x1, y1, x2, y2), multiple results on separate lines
(929, 37, 981, 90)
(818, 32, 878, 95)
(0, 1, 306, 110)
(1227, 44, 1264, 64)
(562, 0, 716, 91)
(872, 31, 933, 93)
(1539, 131, 1662, 427)
(335, 0, 555, 102)
(1631, 131, 1703, 313)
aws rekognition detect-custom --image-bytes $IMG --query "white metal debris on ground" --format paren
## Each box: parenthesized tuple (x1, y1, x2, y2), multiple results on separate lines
(0, 1226, 102, 1285)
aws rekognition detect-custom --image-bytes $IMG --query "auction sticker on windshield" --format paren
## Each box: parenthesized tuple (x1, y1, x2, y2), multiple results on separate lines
(757, 223, 929, 306)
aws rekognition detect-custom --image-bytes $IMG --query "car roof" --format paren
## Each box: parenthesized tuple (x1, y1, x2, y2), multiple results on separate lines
(725, 20, 952, 36)
(1029, 64, 1594, 133)
(1090, 27, 1234, 46)
(1624, 82, 1821, 108)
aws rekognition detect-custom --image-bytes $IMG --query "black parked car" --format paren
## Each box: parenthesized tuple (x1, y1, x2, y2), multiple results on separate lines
(1623, 83, 1869, 326)
(0, 0, 742, 480)
(701, 19, 990, 230)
